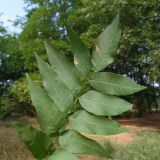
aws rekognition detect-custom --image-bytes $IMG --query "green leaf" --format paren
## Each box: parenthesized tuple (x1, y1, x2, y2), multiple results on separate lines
(15, 123, 53, 159)
(44, 41, 81, 94)
(69, 110, 128, 135)
(89, 72, 146, 96)
(79, 90, 132, 116)
(35, 54, 74, 113)
(66, 25, 91, 76)
(59, 130, 111, 158)
(48, 149, 79, 160)
(26, 74, 66, 137)
(91, 15, 121, 72)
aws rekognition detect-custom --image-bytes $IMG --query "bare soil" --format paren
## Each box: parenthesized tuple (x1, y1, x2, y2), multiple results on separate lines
(79, 113, 160, 160)
(80, 113, 160, 146)
(118, 113, 160, 131)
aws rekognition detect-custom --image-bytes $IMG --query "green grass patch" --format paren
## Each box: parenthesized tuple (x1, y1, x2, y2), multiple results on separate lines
(112, 130, 160, 160)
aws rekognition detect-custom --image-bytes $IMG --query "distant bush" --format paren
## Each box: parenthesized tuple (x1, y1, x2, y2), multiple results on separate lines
(7, 73, 41, 116)
(0, 95, 11, 119)
(9, 77, 31, 104)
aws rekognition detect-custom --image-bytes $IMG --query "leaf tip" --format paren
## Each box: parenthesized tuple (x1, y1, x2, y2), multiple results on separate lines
(35, 53, 41, 64)
(44, 40, 50, 49)
(74, 59, 79, 65)
(26, 73, 29, 79)
(26, 73, 32, 85)
(142, 85, 147, 90)
(34, 52, 38, 58)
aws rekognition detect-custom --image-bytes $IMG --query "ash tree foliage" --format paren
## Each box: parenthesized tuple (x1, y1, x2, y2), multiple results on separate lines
(15, 16, 145, 159)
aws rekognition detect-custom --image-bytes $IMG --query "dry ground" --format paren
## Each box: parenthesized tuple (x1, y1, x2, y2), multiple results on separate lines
(0, 113, 160, 160)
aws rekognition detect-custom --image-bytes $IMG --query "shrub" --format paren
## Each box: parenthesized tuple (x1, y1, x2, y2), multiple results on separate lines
(0, 95, 11, 119)
(15, 15, 145, 159)
(8, 73, 41, 116)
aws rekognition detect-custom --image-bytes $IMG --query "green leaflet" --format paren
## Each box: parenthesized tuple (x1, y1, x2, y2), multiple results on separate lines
(79, 90, 132, 116)
(91, 15, 121, 72)
(26, 74, 66, 137)
(89, 72, 146, 96)
(66, 25, 91, 76)
(59, 130, 111, 158)
(15, 123, 53, 159)
(69, 110, 128, 135)
(48, 149, 79, 160)
(36, 54, 74, 113)
(44, 41, 81, 94)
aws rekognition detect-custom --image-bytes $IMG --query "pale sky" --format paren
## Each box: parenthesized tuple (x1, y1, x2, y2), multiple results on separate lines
(0, 0, 25, 32)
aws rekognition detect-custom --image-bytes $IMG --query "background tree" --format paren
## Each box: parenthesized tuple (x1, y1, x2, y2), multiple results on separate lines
(0, 20, 26, 118)
(64, 0, 160, 115)
(0, 21, 24, 95)
(1, 0, 159, 118)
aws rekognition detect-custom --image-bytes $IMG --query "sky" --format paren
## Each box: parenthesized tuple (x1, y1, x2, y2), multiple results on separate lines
(0, 0, 25, 32)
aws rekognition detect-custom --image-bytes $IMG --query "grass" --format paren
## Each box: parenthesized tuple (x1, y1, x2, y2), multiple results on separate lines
(0, 118, 160, 160)
(0, 120, 34, 160)
(112, 131, 160, 160)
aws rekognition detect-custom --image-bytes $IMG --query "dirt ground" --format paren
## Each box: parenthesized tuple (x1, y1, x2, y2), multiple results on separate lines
(0, 113, 160, 160)
(79, 113, 160, 160)
(104, 113, 160, 144)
